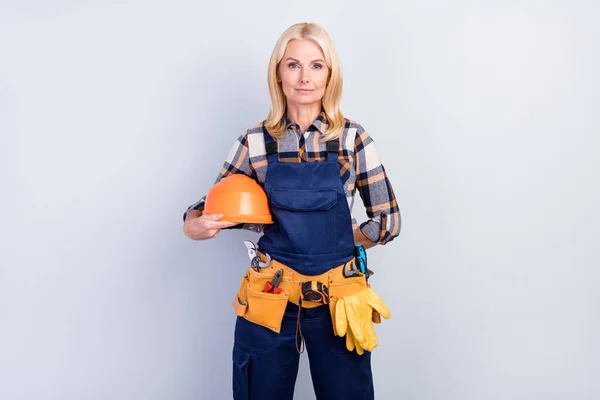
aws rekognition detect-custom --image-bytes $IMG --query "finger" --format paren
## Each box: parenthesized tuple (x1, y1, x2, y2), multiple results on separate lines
(335, 299, 348, 336)
(370, 300, 391, 319)
(345, 328, 355, 352)
(215, 221, 239, 228)
(203, 220, 237, 229)
(329, 301, 338, 336)
(346, 328, 364, 355)
(363, 319, 378, 351)
(344, 299, 365, 343)
(355, 338, 365, 355)
(368, 290, 392, 319)
(201, 213, 225, 220)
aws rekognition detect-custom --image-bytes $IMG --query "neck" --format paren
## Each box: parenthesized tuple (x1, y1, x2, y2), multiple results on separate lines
(286, 102, 322, 133)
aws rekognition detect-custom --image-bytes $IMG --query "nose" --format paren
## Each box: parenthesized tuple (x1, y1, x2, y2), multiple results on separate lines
(300, 70, 309, 84)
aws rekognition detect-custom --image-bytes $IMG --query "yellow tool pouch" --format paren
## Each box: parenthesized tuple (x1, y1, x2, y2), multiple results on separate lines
(232, 253, 370, 336)
(232, 267, 292, 333)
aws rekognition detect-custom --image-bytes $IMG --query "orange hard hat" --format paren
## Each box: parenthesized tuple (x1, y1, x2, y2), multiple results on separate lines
(204, 174, 273, 224)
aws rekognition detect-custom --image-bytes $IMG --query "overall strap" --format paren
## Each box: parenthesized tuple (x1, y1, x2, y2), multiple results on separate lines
(262, 123, 279, 164)
(326, 139, 339, 162)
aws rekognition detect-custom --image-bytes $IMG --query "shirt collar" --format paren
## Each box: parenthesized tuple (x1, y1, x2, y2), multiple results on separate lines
(283, 109, 329, 134)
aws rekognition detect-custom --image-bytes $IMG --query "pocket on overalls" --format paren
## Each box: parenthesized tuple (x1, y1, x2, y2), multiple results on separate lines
(235, 268, 290, 333)
(232, 345, 250, 400)
(269, 188, 338, 254)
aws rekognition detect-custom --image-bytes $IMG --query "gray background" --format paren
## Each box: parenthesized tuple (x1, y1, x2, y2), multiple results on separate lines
(1, 0, 599, 399)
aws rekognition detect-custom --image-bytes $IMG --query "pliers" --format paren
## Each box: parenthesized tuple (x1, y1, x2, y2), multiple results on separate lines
(244, 240, 271, 272)
(264, 269, 283, 294)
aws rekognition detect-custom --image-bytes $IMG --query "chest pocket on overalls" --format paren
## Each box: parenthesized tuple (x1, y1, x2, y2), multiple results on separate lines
(270, 188, 338, 255)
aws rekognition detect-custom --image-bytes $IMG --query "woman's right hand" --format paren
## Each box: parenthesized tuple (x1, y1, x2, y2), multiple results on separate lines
(183, 210, 239, 240)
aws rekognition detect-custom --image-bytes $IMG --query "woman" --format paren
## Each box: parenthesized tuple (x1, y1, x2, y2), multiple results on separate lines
(183, 22, 400, 400)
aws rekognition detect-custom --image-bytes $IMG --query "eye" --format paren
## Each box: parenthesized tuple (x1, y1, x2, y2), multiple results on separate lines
(288, 63, 299, 69)
(312, 64, 323, 70)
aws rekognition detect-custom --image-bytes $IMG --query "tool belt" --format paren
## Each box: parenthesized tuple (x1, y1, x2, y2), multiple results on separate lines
(232, 252, 369, 338)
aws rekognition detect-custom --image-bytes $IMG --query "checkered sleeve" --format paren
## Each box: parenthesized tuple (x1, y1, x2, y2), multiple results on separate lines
(182, 131, 263, 233)
(354, 124, 401, 245)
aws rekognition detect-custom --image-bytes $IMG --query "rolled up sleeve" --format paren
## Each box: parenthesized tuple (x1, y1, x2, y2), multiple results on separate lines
(354, 125, 401, 245)
(182, 197, 206, 222)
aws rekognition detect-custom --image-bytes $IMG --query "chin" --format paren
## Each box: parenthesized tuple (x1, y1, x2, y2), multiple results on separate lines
(290, 96, 322, 106)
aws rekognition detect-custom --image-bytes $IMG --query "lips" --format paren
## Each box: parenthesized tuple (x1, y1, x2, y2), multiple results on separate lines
(296, 89, 314, 94)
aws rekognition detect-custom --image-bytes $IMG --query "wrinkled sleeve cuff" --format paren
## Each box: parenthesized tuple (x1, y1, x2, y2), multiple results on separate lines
(182, 197, 206, 222)
(359, 220, 381, 243)
(359, 212, 398, 245)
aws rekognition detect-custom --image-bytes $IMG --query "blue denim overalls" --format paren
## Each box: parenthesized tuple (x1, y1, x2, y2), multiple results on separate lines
(232, 123, 374, 399)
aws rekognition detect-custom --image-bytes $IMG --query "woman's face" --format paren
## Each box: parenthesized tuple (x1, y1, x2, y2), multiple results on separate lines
(278, 39, 330, 109)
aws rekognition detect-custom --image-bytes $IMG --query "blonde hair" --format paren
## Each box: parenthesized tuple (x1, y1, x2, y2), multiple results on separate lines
(266, 22, 344, 142)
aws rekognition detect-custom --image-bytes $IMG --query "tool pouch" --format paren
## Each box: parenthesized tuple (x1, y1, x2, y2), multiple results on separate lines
(233, 267, 291, 333)
(327, 269, 370, 336)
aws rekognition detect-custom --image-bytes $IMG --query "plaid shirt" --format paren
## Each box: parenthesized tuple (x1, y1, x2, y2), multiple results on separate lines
(184, 112, 401, 245)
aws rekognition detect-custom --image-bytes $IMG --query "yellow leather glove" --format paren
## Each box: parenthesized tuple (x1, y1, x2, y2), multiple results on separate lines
(335, 297, 364, 354)
(345, 325, 364, 355)
(335, 287, 391, 352)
